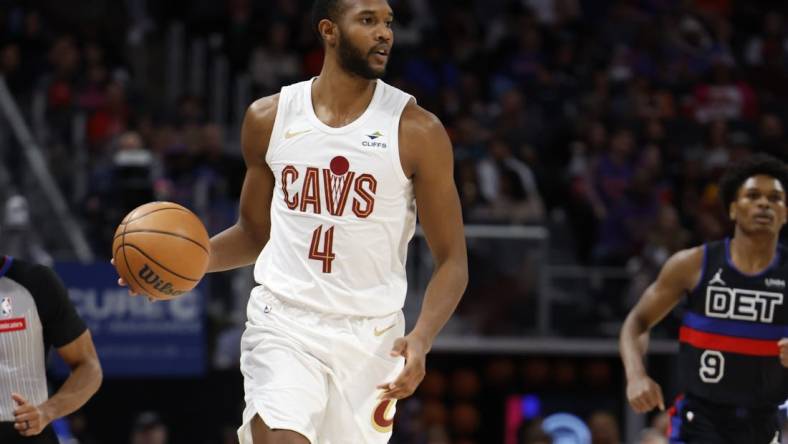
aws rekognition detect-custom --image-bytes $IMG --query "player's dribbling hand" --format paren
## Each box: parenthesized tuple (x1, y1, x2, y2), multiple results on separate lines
(778, 338, 788, 367)
(377, 334, 428, 400)
(11, 393, 52, 437)
(109, 258, 142, 298)
(626, 374, 665, 413)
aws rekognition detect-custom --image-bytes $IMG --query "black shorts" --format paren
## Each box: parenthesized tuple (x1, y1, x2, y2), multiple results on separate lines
(0, 422, 59, 444)
(667, 394, 780, 444)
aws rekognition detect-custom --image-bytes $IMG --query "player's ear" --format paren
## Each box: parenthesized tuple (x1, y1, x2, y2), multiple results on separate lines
(319, 19, 338, 47)
(729, 202, 736, 221)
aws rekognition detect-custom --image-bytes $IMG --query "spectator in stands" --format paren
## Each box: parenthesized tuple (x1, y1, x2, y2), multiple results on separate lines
(249, 22, 301, 96)
(758, 113, 788, 159)
(130, 411, 168, 444)
(66, 411, 99, 444)
(0, 40, 31, 99)
(86, 79, 129, 151)
(476, 138, 545, 224)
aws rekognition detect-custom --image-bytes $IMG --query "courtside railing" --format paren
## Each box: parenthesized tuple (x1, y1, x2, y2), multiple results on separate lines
(408, 224, 677, 350)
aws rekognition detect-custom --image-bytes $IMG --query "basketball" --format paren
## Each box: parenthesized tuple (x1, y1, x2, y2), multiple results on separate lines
(112, 202, 210, 300)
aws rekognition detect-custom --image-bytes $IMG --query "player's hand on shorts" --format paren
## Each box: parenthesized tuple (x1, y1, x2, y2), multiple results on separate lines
(626, 374, 665, 413)
(778, 338, 788, 367)
(377, 334, 427, 400)
(11, 393, 52, 437)
(109, 259, 140, 297)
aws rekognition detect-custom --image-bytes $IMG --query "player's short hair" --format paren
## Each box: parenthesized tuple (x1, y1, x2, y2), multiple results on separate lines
(719, 153, 788, 208)
(311, 0, 347, 41)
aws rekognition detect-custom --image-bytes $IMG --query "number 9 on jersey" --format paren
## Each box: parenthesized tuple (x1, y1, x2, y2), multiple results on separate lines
(699, 350, 724, 383)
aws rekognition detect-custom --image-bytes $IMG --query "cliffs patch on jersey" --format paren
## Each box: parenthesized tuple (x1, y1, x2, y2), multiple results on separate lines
(280, 156, 377, 218)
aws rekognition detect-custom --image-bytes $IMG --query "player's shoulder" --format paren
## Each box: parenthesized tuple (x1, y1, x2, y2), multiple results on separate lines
(242, 93, 281, 162)
(667, 246, 704, 268)
(399, 101, 446, 141)
(660, 245, 704, 285)
(246, 93, 281, 126)
(246, 79, 313, 123)
(398, 101, 452, 177)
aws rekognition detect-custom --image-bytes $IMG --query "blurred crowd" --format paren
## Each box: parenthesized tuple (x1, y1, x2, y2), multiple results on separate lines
(4, 0, 788, 442)
(2, 0, 786, 277)
(5, 0, 788, 267)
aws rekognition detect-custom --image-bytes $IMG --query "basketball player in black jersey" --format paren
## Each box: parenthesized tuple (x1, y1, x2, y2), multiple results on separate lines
(620, 154, 788, 443)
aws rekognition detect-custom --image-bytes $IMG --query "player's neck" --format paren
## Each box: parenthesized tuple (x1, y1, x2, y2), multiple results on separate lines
(729, 230, 779, 274)
(311, 60, 377, 128)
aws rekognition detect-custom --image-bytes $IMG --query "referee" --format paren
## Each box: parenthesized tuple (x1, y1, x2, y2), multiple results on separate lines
(0, 255, 102, 443)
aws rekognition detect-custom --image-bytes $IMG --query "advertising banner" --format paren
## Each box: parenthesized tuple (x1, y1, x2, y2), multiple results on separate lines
(51, 262, 205, 377)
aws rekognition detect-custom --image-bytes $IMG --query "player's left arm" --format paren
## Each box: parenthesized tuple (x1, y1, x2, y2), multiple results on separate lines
(378, 102, 468, 400)
(12, 266, 102, 437)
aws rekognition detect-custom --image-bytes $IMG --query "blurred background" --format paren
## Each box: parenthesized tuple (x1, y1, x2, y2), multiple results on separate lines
(1, 0, 788, 443)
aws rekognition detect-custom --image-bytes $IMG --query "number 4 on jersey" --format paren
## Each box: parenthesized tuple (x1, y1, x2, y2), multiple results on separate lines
(310, 225, 335, 273)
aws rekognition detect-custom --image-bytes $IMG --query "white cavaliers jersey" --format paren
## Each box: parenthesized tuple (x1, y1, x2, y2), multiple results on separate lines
(253, 78, 417, 317)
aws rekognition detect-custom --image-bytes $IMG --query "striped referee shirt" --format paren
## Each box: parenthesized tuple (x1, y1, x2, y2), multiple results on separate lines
(0, 256, 86, 421)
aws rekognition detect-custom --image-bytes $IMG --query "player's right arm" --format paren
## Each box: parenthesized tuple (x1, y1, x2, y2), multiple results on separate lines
(207, 95, 279, 272)
(619, 246, 702, 413)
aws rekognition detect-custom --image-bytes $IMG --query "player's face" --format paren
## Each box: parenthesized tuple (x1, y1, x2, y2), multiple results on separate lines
(335, 0, 394, 79)
(731, 175, 787, 234)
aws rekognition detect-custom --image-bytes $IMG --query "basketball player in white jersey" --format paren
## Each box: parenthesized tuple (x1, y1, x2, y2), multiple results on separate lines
(115, 0, 465, 440)
(206, 0, 467, 442)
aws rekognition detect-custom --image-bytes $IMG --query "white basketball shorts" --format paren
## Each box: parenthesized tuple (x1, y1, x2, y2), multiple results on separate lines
(237, 285, 405, 444)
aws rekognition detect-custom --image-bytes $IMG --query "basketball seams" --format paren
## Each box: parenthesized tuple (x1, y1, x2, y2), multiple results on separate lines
(120, 219, 148, 296)
(122, 244, 201, 282)
(120, 206, 193, 225)
(111, 229, 209, 253)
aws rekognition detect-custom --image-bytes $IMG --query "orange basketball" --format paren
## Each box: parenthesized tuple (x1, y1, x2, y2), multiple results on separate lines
(112, 202, 210, 300)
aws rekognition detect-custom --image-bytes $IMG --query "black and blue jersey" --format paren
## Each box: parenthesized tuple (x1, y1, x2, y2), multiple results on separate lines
(677, 239, 788, 408)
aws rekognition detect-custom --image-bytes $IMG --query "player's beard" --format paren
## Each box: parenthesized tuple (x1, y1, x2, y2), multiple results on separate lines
(337, 31, 385, 79)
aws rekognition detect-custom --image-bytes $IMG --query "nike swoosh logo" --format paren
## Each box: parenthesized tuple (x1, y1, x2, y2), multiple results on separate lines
(285, 129, 311, 139)
(374, 323, 396, 337)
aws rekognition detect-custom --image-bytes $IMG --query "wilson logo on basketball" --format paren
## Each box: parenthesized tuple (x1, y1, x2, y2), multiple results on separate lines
(371, 399, 395, 433)
(138, 264, 186, 297)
